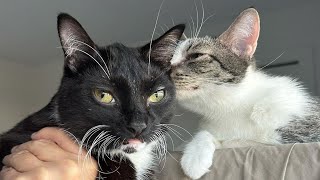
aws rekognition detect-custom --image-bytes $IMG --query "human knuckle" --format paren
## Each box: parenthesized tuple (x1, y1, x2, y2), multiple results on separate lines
(10, 151, 28, 162)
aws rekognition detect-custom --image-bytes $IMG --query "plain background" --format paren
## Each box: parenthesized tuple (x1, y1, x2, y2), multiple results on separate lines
(0, 0, 319, 151)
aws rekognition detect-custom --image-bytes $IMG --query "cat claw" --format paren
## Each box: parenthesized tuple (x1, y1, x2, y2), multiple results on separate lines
(180, 131, 215, 179)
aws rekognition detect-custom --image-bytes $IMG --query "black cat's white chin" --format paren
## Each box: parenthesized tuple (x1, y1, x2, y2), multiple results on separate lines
(121, 139, 147, 154)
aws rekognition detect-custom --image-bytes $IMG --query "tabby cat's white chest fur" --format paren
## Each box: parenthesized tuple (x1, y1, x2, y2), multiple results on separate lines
(179, 66, 314, 146)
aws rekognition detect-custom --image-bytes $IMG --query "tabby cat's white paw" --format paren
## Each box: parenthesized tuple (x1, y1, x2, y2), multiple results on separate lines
(180, 131, 215, 179)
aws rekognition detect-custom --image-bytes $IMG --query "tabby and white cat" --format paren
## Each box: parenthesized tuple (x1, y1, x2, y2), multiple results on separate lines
(171, 8, 320, 179)
(0, 13, 185, 179)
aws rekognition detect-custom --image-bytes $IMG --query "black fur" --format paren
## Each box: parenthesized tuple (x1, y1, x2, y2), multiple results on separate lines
(0, 13, 185, 179)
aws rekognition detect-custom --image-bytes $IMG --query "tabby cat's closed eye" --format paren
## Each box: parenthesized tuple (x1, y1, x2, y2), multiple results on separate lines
(187, 53, 205, 60)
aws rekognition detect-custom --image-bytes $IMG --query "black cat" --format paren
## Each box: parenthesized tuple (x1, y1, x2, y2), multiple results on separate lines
(0, 13, 185, 179)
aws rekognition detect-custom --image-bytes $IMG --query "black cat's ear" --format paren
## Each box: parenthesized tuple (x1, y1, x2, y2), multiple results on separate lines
(218, 8, 260, 59)
(58, 13, 97, 72)
(141, 24, 185, 67)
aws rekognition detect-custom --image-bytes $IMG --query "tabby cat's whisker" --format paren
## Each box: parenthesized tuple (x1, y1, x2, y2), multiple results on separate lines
(259, 51, 285, 70)
(195, 1, 215, 37)
(148, 0, 165, 75)
(195, 0, 205, 37)
(193, 0, 199, 38)
(170, 16, 175, 26)
(189, 15, 196, 38)
(160, 26, 165, 33)
(163, 24, 169, 30)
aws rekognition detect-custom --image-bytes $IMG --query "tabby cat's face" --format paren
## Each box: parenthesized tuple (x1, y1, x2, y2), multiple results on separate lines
(171, 8, 260, 99)
(56, 14, 184, 154)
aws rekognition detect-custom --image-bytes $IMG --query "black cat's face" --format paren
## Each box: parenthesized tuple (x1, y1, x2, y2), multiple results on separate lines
(55, 14, 184, 154)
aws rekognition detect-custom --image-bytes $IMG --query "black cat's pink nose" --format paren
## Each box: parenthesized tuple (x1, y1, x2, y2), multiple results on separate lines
(127, 122, 147, 136)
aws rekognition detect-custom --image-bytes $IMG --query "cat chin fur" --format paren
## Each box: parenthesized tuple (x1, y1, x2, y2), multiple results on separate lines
(177, 66, 316, 145)
(108, 141, 157, 180)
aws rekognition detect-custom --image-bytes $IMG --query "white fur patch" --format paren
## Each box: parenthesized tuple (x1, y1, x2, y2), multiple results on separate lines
(181, 130, 216, 179)
(126, 142, 156, 180)
(171, 40, 192, 65)
(108, 141, 156, 180)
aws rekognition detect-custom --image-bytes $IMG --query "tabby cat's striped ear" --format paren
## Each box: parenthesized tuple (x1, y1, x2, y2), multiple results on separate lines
(218, 8, 260, 59)
(57, 13, 97, 72)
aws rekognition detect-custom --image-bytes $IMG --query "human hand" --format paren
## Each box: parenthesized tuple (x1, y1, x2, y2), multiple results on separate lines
(0, 127, 98, 180)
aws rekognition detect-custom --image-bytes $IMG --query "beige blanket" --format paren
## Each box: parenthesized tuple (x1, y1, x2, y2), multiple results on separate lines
(156, 143, 320, 180)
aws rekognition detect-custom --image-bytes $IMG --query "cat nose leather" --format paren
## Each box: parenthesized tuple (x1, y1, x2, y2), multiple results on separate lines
(127, 122, 147, 136)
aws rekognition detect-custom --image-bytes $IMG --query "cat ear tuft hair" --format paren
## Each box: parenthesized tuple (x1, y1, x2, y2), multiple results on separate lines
(57, 13, 96, 72)
(141, 24, 185, 68)
(218, 8, 260, 59)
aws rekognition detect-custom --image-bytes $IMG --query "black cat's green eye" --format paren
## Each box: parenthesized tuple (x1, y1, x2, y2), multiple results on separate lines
(148, 90, 165, 103)
(93, 89, 115, 104)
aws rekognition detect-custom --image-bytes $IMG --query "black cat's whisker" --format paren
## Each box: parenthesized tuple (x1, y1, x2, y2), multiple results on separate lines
(83, 131, 120, 178)
(150, 130, 165, 161)
(157, 134, 168, 171)
(78, 125, 108, 166)
(162, 125, 183, 137)
(61, 128, 80, 145)
(163, 125, 188, 143)
(83, 131, 109, 177)
(159, 123, 193, 139)
(148, 0, 165, 75)
(259, 51, 286, 70)
(158, 130, 168, 158)
(165, 131, 176, 151)
(150, 128, 167, 161)
(67, 39, 111, 78)
(149, 126, 180, 170)
(63, 46, 110, 78)
(157, 131, 179, 165)
(112, 137, 121, 150)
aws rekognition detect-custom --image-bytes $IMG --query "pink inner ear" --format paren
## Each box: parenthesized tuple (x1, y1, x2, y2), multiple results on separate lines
(244, 18, 260, 58)
(219, 8, 260, 59)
